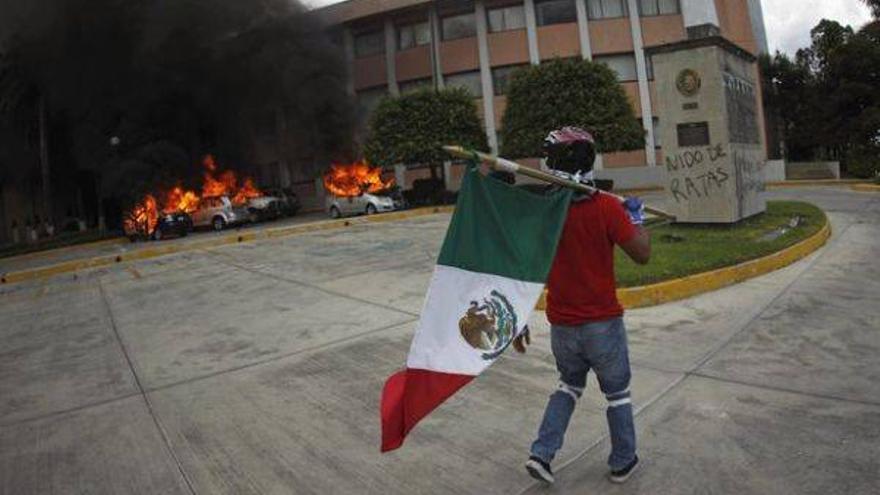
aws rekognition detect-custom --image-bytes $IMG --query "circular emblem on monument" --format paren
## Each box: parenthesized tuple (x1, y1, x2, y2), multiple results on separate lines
(458, 290, 518, 360)
(676, 69, 702, 97)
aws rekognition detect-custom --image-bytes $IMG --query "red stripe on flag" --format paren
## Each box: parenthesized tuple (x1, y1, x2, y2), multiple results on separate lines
(380, 368, 474, 452)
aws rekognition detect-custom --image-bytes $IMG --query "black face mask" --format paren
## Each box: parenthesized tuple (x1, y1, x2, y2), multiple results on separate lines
(545, 141, 596, 175)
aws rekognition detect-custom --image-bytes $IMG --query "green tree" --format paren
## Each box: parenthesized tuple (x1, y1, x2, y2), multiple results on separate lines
(499, 58, 644, 158)
(363, 87, 488, 180)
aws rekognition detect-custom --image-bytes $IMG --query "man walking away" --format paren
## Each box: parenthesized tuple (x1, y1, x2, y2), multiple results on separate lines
(514, 127, 650, 485)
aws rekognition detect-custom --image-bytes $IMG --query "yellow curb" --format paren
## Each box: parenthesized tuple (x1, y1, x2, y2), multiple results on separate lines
(536, 216, 831, 311)
(1, 236, 128, 263)
(851, 183, 880, 192)
(766, 179, 869, 188)
(0, 205, 456, 285)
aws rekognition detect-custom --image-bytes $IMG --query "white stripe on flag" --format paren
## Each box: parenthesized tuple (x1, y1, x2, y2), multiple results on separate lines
(406, 265, 544, 376)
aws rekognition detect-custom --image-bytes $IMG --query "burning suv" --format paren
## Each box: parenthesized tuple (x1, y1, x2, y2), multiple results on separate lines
(323, 161, 402, 218)
(326, 191, 400, 218)
(191, 195, 250, 231)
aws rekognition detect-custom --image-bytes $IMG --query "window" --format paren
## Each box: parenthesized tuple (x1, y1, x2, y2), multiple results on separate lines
(442, 12, 477, 40)
(652, 117, 661, 148)
(639, 0, 679, 16)
(587, 0, 628, 19)
(488, 5, 526, 32)
(594, 54, 638, 81)
(492, 65, 527, 96)
(398, 21, 431, 50)
(445, 71, 482, 98)
(354, 30, 384, 58)
(535, 0, 577, 26)
(400, 78, 433, 94)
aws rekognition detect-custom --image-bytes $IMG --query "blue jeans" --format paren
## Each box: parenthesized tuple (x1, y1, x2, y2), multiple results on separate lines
(530, 317, 636, 470)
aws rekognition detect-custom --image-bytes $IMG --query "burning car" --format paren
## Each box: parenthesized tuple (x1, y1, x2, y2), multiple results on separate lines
(323, 161, 402, 218)
(123, 155, 265, 234)
(247, 195, 284, 222)
(191, 195, 251, 231)
(262, 187, 301, 217)
(326, 192, 398, 218)
(123, 195, 193, 241)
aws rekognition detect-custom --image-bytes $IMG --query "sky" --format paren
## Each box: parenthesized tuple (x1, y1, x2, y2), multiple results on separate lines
(306, 0, 875, 55)
(763, 0, 873, 54)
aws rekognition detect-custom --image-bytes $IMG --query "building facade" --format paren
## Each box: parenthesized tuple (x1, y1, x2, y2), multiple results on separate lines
(317, 0, 768, 189)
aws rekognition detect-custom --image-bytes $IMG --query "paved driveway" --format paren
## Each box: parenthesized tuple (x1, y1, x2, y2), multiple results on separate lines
(1, 188, 878, 494)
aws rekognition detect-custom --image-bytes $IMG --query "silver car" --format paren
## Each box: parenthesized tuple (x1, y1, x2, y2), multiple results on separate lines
(326, 192, 399, 218)
(192, 195, 250, 231)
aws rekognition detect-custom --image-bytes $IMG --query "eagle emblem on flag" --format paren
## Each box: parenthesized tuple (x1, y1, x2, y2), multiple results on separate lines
(458, 290, 518, 360)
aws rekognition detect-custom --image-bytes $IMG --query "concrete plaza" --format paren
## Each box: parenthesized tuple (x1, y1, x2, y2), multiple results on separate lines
(1, 187, 878, 494)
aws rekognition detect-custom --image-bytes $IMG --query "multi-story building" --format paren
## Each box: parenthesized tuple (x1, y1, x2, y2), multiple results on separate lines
(317, 0, 769, 189)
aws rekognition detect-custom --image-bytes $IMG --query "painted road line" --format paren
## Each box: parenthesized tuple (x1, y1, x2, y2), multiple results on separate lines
(536, 215, 831, 311)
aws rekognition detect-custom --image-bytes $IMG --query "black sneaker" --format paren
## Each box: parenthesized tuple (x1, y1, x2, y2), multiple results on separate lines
(608, 455, 639, 484)
(525, 456, 554, 484)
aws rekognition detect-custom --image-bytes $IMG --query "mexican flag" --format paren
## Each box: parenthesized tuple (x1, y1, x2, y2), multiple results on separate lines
(380, 167, 573, 452)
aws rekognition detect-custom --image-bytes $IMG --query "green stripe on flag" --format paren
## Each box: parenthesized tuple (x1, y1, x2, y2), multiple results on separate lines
(437, 168, 573, 283)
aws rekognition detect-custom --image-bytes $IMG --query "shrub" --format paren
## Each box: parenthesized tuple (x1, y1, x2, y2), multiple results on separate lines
(364, 87, 488, 180)
(500, 58, 645, 158)
(846, 146, 880, 179)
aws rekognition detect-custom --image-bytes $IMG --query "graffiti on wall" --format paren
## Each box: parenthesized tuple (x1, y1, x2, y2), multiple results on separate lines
(666, 143, 731, 203)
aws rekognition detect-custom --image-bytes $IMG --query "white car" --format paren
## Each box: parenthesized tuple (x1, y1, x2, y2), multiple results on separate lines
(326, 192, 399, 218)
(192, 195, 250, 231)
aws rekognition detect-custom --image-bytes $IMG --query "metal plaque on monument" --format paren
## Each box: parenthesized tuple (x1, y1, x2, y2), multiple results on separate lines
(649, 30, 767, 223)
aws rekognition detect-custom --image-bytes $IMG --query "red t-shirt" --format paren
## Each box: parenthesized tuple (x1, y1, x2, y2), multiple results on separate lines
(546, 193, 637, 325)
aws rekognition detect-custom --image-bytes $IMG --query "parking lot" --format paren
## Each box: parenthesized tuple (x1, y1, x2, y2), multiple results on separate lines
(1, 187, 879, 494)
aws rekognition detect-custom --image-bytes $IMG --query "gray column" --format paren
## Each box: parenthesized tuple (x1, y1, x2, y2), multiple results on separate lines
(524, 0, 540, 65)
(394, 164, 407, 190)
(429, 5, 445, 89)
(574, 0, 593, 60)
(626, 0, 656, 167)
(576, 0, 601, 170)
(342, 28, 356, 96)
(384, 18, 399, 96)
(475, 0, 498, 153)
(443, 161, 454, 190)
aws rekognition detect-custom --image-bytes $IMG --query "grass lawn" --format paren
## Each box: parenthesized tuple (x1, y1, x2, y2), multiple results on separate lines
(615, 201, 826, 288)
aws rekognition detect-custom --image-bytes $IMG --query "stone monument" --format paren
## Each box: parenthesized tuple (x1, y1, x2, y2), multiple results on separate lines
(650, 30, 767, 223)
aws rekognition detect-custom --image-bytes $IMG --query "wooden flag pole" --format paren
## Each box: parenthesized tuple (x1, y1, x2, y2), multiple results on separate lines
(442, 145, 675, 220)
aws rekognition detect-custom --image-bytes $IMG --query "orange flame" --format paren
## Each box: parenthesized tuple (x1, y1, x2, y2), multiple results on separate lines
(323, 161, 395, 197)
(123, 154, 263, 234)
(164, 187, 200, 214)
(124, 194, 159, 235)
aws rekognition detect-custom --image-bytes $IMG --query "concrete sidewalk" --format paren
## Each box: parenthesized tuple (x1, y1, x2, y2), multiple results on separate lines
(1, 188, 878, 494)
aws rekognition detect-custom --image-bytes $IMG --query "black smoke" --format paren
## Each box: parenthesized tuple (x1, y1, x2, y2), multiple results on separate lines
(0, 0, 354, 220)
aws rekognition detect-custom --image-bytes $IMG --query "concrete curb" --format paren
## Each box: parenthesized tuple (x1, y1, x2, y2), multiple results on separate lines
(0, 206, 455, 285)
(535, 215, 831, 311)
(851, 183, 880, 192)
